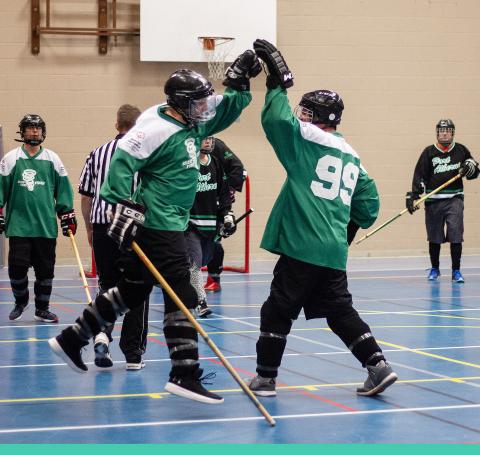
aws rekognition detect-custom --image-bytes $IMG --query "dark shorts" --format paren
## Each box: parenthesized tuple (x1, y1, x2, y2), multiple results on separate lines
(185, 230, 215, 268)
(425, 197, 464, 243)
(268, 255, 353, 320)
(8, 237, 56, 277)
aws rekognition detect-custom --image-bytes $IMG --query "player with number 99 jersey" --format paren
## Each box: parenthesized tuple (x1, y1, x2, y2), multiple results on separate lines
(260, 87, 379, 271)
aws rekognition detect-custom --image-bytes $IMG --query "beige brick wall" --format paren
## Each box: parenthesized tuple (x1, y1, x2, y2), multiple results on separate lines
(0, 0, 479, 266)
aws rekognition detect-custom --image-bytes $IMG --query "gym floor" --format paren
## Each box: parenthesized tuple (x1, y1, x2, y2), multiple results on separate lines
(0, 256, 480, 443)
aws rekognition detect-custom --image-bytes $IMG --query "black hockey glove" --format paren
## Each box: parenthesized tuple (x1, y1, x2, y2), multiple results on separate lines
(253, 39, 294, 90)
(223, 50, 262, 91)
(229, 188, 236, 204)
(219, 211, 237, 238)
(107, 199, 145, 252)
(59, 210, 77, 236)
(459, 158, 479, 179)
(0, 209, 5, 235)
(405, 192, 420, 215)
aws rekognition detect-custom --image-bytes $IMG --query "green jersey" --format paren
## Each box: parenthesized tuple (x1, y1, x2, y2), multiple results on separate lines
(260, 88, 379, 271)
(100, 88, 251, 231)
(0, 146, 74, 238)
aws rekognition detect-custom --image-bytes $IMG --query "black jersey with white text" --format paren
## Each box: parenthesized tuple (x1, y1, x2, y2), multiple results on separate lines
(188, 154, 231, 238)
(411, 142, 476, 202)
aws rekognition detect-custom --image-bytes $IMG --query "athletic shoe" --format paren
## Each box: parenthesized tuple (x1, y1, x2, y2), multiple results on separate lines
(356, 360, 398, 396)
(196, 299, 212, 318)
(48, 327, 89, 373)
(126, 355, 145, 371)
(34, 309, 59, 323)
(247, 375, 277, 397)
(165, 369, 224, 404)
(452, 269, 465, 283)
(204, 276, 221, 293)
(94, 341, 113, 368)
(9, 304, 28, 321)
(428, 268, 440, 281)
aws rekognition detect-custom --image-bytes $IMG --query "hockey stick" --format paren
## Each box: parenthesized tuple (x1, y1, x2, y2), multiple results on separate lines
(131, 240, 276, 427)
(68, 230, 93, 305)
(355, 173, 462, 244)
(214, 208, 254, 241)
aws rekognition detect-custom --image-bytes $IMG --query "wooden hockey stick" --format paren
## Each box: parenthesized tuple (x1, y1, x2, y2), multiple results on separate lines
(214, 208, 254, 241)
(68, 230, 93, 305)
(131, 240, 276, 427)
(355, 173, 462, 244)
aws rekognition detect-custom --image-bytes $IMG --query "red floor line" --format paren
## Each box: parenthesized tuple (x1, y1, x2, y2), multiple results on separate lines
(147, 336, 167, 347)
(205, 357, 357, 411)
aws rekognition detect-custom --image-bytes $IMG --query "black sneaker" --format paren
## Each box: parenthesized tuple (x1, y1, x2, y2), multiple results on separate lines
(48, 327, 89, 373)
(126, 355, 145, 371)
(165, 369, 224, 404)
(356, 360, 398, 396)
(94, 341, 113, 368)
(196, 300, 212, 318)
(9, 304, 28, 321)
(35, 309, 59, 323)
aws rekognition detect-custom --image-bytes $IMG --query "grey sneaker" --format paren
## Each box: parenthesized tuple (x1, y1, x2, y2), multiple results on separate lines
(196, 300, 212, 318)
(356, 360, 398, 396)
(248, 375, 276, 397)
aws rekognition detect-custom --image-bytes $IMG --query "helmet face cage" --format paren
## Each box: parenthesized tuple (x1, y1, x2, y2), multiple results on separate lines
(436, 119, 455, 145)
(200, 136, 215, 154)
(18, 114, 46, 146)
(294, 105, 314, 123)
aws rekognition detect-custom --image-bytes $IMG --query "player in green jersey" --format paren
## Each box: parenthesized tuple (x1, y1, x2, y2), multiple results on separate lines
(49, 51, 261, 404)
(0, 114, 76, 323)
(247, 39, 397, 398)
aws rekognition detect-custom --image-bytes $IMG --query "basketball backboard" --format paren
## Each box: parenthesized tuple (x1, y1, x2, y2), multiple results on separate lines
(140, 0, 276, 62)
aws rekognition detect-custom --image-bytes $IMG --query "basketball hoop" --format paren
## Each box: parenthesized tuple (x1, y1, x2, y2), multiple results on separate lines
(198, 36, 235, 80)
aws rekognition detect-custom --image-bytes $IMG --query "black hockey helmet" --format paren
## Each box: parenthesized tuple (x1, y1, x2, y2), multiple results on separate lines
(436, 119, 455, 146)
(296, 90, 344, 127)
(164, 69, 215, 126)
(17, 114, 46, 146)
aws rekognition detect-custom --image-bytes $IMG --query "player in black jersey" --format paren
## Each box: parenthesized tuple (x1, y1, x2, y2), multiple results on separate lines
(186, 137, 235, 317)
(406, 119, 479, 282)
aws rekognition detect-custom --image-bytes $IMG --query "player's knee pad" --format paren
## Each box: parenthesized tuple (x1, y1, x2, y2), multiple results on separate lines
(116, 277, 151, 310)
(8, 265, 28, 280)
(259, 297, 293, 336)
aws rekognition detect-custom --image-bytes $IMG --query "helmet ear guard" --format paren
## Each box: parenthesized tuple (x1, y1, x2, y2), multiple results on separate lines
(16, 114, 46, 146)
(296, 90, 344, 127)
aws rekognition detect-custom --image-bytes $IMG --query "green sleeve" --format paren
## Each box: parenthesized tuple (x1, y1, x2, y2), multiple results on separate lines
(350, 169, 380, 229)
(202, 88, 252, 136)
(55, 174, 74, 214)
(261, 87, 302, 171)
(0, 172, 12, 208)
(100, 148, 141, 204)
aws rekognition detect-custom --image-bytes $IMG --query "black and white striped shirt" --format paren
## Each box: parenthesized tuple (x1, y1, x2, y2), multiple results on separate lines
(78, 134, 139, 224)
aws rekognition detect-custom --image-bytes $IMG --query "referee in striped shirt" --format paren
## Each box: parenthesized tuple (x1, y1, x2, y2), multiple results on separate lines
(78, 104, 149, 370)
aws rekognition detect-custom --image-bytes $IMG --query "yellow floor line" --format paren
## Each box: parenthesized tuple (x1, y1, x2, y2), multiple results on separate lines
(1, 375, 479, 405)
(378, 339, 480, 369)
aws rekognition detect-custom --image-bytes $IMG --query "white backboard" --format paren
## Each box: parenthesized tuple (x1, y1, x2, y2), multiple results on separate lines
(140, 0, 276, 62)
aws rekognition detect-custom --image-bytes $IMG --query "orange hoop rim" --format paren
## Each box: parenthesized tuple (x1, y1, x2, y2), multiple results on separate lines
(198, 36, 235, 51)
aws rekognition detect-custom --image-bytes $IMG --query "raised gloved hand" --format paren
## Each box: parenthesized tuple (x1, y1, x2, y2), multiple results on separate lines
(0, 208, 5, 235)
(405, 192, 421, 215)
(253, 39, 294, 90)
(223, 50, 262, 91)
(219, 211, 237, 238)
(107, 199, 145, 251)
(59, 210, 77, 236)
(459, 158, 479, 179)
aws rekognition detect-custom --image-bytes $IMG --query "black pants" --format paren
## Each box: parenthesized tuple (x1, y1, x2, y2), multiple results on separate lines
(255, 255, 384, 377)
(92, 224, 148, 358)
(82, 227, 199, 378)
(8, 237, 56, 310)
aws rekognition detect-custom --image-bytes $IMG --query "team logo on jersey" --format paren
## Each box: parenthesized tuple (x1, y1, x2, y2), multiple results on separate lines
(432, 156, 460, 174)
(18, 169, 45, 191)
(182, 138, 199, 170)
